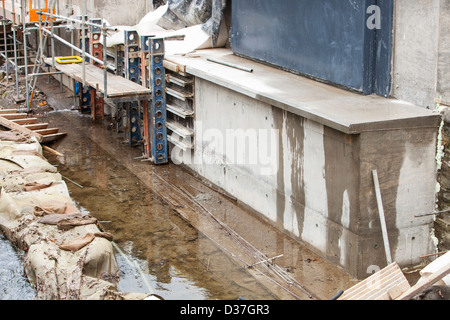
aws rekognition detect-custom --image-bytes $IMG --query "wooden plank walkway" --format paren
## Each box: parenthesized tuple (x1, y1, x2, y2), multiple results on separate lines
(0, 109, 66, 144)
(44, 58, 151, 99)
(338, 263, 411, 300)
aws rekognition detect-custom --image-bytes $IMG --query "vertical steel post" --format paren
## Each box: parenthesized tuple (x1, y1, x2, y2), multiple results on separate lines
(81, 0, 85, 87)
(2, 6, 9, 84)
(21, 0, 29, 111)
(13, 25, 19, 98)
(149, 38, 168, 164)
(102, 21, 107, 98)
(50, 1, 55, 67)
(124, 30, 142, 147)
(12, 0, 19, 98)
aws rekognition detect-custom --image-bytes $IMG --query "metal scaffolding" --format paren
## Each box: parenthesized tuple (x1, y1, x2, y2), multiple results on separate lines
(0, 0, 177, 165)
(0, 0, 116, 109)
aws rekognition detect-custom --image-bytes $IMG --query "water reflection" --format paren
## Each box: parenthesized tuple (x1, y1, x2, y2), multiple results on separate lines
(45, 110, 276, 300)
(114, 241, 209, 300)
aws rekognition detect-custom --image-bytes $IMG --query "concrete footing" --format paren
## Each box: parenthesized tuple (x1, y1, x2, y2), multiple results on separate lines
(166, 49, 441, 279)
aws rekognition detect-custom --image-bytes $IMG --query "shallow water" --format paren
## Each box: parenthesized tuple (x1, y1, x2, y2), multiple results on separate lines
(0, 104, 355, 300)
(0, 234, 36, 300)
(41, 110, 278, 300)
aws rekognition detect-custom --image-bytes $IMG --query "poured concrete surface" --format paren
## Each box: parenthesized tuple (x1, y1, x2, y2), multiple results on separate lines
(166, 48, 441, 134)
(165, 49, 440, 279)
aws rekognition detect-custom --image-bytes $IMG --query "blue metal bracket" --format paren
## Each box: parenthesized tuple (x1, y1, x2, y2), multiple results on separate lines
(127, 101, 143, 147)
(149, 38, 168, 164)
(89, 18, 103, 68)
(124, 30, 140, 83)
(124, 30, 142, 147)
(77, 83, 91, 113)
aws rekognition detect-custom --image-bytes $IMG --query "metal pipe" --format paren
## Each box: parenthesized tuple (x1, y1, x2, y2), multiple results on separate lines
(21, 0, 29, 111)
(102, 22, 107, 98)
(38, 11, 117, 31)
(3, 20, 9, 84)
(50, 3, 55, 67)
(81, 0, 85, 86)
(2, 4, 9, 84)
(372, 169, 393, 265)
(206, 58, 254, 73)
(28, 0, 55, 110)
(28, 71, 63, 77)
(12, 25, 19, 98)
(40, 26, 113, 69)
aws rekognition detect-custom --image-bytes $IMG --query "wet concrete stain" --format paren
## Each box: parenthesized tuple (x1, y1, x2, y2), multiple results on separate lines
(272, 106, 306, 239)
(323, 127, 360, 271)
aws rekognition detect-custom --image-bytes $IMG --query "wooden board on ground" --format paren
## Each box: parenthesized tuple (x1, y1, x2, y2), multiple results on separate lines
(0, 109, 66, 144)
(44, 58, 152, 99)
(397, 251, 450, 300)
(338, 262, 411, 300)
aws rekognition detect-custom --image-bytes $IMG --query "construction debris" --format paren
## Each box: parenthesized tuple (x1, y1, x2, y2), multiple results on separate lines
(0, 109, 67, 144)
(338, 252, 450, 300)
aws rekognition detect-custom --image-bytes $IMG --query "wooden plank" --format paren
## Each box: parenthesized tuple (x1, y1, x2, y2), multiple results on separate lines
(23, 123, 50, 130)
(0, 109, 18, 115)
(41, 133, 67, 144)
(397, 263, 450, 300)
(0, 115, 66, 144)
(12, 118, 38, 125)
(397, 252, 450, 300)
(43, 145, 64, 157)
(0, 115, 43, 142)
(34, 128, 60, 135)
(339, 262, 411, 300)
(1, 113, 28, 120)
(44, 58, 151, 98)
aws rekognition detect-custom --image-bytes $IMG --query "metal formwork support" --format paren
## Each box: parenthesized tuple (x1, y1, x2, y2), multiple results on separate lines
(124, 30, 142, 147)
(89, 18, 102, 68)
(149, 38, 168, 165)
(124, 30, 140, 83)
(127, 101, 142, 146)
(77, 15, 89, 63)
(90, 88, 104, 121)
(140, 35, 151, 88)
(77, 82, 91, 113)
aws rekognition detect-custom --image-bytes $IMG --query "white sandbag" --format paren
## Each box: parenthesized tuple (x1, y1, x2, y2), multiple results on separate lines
(0, 134, 154, 300)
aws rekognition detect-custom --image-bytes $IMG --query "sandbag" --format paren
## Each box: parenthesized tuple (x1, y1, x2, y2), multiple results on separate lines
(59, 233, 96, 252)
(0, 129, 155, 300)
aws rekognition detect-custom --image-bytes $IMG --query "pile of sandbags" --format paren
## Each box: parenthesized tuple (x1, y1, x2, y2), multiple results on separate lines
(0, 131, 159, 300)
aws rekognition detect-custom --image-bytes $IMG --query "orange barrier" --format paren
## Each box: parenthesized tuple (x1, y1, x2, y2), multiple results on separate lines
(28, 0, 55, 22)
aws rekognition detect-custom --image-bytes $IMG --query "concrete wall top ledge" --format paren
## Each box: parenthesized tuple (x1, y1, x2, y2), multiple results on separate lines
(166, 48, 441, 134)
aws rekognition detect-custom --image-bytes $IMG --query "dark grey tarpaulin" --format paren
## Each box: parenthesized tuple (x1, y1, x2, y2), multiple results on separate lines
(230, 0, 394, 97)
(157, 0, 227, 46)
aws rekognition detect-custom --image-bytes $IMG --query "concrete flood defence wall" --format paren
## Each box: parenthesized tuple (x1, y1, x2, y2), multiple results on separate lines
(167, 49, 442, 280)
(0, 131, 157, 300)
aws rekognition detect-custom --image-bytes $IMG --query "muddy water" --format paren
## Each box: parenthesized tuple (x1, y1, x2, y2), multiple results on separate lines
(42, 110, 278, 300)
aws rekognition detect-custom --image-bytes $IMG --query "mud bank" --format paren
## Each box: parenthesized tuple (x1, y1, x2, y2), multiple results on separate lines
(0, 130, 159, 300)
